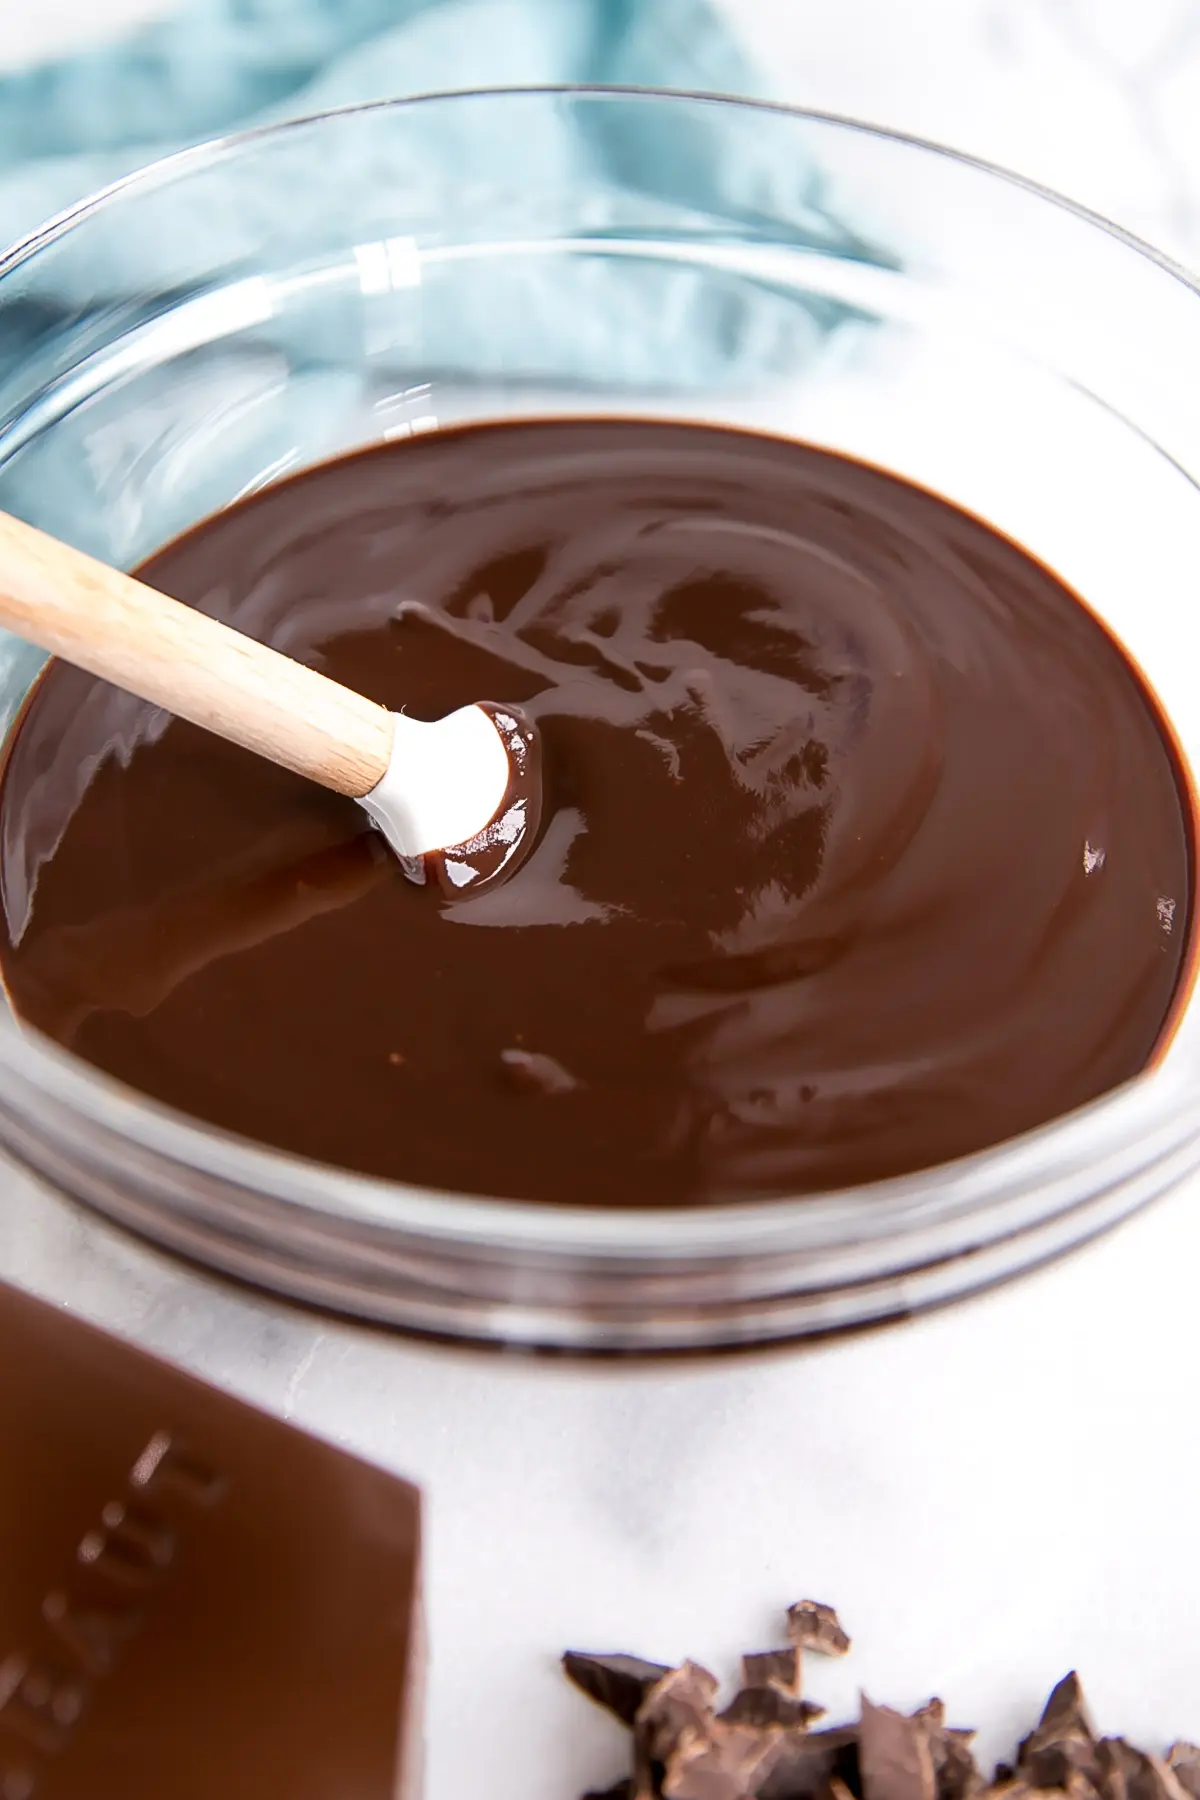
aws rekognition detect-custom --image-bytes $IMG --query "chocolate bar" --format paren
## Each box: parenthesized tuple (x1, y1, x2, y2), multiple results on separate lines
(0, 1282, 422, 1799)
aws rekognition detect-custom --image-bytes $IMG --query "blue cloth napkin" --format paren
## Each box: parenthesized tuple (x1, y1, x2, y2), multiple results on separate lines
(0, 2, 884, 847)
(0, 1, 880, 559)
(0, 0, 878, 373)
(0, 0, 778, 252)
(0, 0, 883, 390)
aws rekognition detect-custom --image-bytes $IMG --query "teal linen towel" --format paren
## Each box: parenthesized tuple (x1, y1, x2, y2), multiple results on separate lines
(0, 2, 882, 554)
(0, 0, 776, 253)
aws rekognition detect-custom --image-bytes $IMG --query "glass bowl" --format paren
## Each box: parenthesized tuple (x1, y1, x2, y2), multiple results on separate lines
(1, 87, 1199, 1353)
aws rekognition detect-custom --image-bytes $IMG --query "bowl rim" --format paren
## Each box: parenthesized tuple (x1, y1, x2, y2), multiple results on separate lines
(4, 82, 1199, 298)
(1, 82, 1198, 1266)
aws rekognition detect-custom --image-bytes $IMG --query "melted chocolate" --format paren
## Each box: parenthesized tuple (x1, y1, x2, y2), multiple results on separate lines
(0, 421, 1190, 1208)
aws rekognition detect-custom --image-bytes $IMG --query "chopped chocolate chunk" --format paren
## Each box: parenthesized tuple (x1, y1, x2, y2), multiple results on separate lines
(743, 1649, 804, 1696)
(633, 1759, 667, 1800)
(722, 1690, 826, 1730)
(1041, 1676, 1095, 1742)
(1099, 1740, 1192, 1800)
(564, 1653, 673, 1728)
(1157, 1760, 1194, 1800)
(933, 1732, 982, 1800)
(635, 1662, 721, 1796)
(990, 1776, 1094, 1800)
(787, 1602, 852, 1659)
(1168, 1748, 1200, 1800)
(859, 1697, 937, 1800)
(562, 1609, 1200, 1800)
(663, 1722, 784, 1800)
(758, 1726, 860, 1800)
(912, 1702, 981, 1800)
(1019, 1674, 1099, 1791)
(582, 1783, 636, 1800)
(1100, 1740, 1137, 1800)
(638, 1663, 720, 1758)
(1021, 1733, 1100, 1789)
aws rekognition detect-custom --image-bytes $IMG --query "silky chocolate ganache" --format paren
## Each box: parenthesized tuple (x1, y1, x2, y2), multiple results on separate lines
(0, 420, 1191, 1208)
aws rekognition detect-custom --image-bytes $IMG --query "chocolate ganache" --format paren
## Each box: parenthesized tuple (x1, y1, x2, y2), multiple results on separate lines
(0, 420, 1190, 1208)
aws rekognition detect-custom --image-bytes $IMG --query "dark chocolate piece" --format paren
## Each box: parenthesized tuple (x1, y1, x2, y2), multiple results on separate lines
(663, 1722, 784, 1800)
(583, 1783, 637, 1800)
(757, 1727, 861, 1800)
(1041, 1677, 1095, 1741)
(1167, 1748, 1200, 1800)
(637, 1663, 720, 1764)
(743, 1650, 803, 1696)
(1099, 1740, 1192, 1800)
(786, 1604, 852, 1659)
(1, 421, 1190, 1212)
(931, 1732, 981, 1800)
(563, 1646, 1200, 1800)
(721, 1691, 825, 1730)
(564, 1652, 673, 1729)
(0, 1281, 422, 1800)
(989, 1780, 1094, 1800)
(912, 1701, 981, 1800)
(1100, 1740, 1140, 1800)
(859, 1697, 936, 1800)
(1019, 1673, 1099, 1791)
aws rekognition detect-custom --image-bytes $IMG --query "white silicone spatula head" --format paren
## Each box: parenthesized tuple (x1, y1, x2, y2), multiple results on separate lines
(360, 705, 513, 860)
(0, 509, 529, 874)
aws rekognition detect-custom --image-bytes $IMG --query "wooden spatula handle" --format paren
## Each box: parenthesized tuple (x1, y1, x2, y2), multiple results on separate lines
(0, 510, 394, 798)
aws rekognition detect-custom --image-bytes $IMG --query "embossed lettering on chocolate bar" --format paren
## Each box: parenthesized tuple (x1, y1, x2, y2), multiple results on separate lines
(0, 1433, 224, 1782)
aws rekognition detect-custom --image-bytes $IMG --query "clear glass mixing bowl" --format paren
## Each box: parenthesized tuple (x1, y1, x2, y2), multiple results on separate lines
(1, 87, 1199, 1352)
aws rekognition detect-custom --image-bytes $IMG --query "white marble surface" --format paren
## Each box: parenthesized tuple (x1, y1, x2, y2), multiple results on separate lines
(1, 3, 1200, 1798)
(724, 0, 1200, 274)
(7, 1137, 1200, 1800)
(0, 0, 168, 70)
